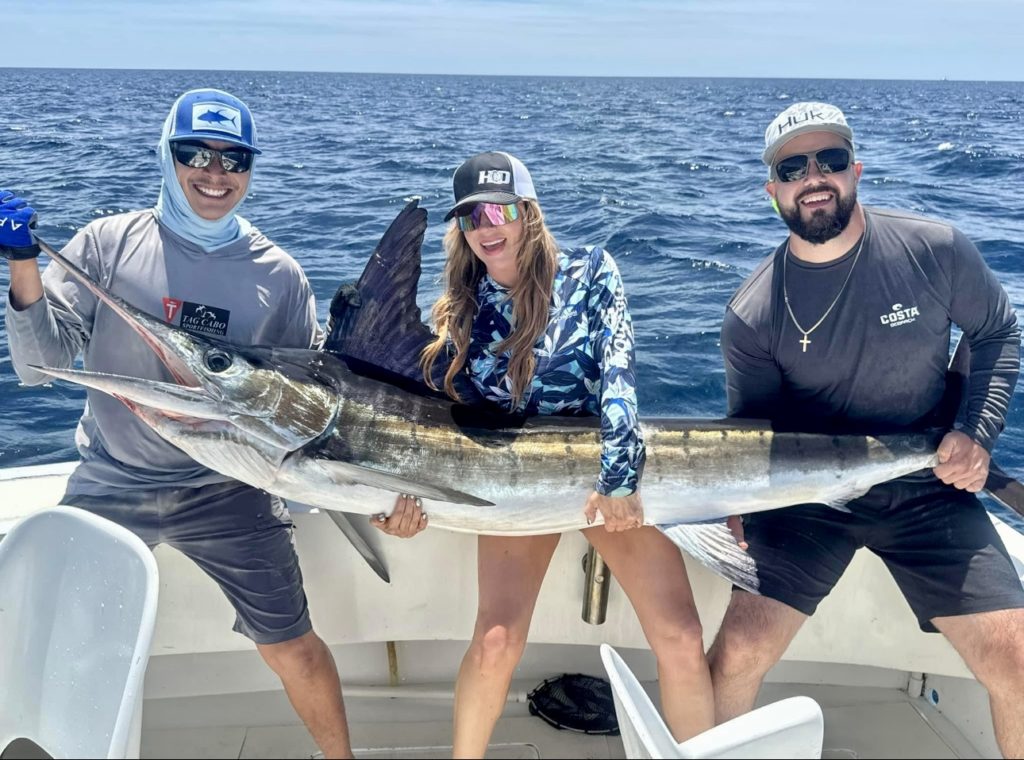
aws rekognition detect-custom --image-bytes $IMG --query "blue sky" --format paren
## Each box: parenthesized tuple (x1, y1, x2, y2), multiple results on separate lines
(11, 0, 1024, 80)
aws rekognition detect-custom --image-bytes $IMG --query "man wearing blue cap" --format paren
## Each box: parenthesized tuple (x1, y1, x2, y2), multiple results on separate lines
(1, 89, 354, 758)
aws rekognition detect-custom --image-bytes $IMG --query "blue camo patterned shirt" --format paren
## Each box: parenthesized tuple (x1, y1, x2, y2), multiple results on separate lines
(466, 246, 645, 496)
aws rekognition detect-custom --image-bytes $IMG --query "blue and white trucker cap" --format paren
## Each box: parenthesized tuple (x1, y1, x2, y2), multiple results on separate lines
(168, 88, 262, 154)
(762, 102, 853, 166)
(444, 151, 538, 220)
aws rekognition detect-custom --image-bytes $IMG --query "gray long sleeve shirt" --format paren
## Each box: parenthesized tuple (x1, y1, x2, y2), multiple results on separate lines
(6, 210, 319, 495)
(721, 207, 1020, 452)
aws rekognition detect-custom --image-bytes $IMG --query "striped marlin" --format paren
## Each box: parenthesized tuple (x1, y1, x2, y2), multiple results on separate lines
(31, 201, 1018, 591)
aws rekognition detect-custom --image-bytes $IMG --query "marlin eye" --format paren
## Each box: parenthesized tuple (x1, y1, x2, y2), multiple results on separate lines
(204, 349, 233, 373)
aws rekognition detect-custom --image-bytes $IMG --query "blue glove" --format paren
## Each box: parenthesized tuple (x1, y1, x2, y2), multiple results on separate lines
(0, 189, 41, 260)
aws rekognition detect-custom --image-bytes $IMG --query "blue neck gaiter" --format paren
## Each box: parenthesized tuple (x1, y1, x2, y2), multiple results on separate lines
(152, 111, 253, 252)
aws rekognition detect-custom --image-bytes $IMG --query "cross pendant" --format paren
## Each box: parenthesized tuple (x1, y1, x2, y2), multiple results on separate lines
(799, 333, 811, 352)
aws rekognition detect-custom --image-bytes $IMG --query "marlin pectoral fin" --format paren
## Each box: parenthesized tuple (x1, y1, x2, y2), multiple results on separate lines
(658, 521, 760, 594)
(322, 509, 391, 584)
(316, 460, 494, 506)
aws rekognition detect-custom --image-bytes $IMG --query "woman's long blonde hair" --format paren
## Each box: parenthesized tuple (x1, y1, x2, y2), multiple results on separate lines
(421, 200, 560, 406)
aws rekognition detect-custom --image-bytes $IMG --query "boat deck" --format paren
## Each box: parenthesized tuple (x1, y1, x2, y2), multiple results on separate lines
(3, 463, 1009, 759)
(140, 678, 978, 759)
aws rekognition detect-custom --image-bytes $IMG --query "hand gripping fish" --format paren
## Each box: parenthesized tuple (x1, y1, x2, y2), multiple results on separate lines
(30, 201, 1024, 592)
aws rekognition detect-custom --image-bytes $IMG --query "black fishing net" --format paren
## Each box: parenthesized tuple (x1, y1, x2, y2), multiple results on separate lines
(527, 673, 620, 735)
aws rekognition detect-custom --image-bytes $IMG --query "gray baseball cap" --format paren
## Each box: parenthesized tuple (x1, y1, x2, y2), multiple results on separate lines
(762, 102, 853, 166)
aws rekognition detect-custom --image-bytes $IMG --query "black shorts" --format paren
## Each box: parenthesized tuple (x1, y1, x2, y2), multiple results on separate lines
(63, 480, 311, 645)
(741, 477, 1024, 632)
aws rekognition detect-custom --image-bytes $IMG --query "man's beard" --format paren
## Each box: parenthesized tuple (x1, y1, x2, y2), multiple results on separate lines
(779, 185, 857, 245)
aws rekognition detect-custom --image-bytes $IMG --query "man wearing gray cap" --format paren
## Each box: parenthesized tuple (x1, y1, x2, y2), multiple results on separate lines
(709, 101, 1024, 757)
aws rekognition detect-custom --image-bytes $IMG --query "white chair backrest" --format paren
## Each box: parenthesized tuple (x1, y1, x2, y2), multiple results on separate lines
(599, 644, 824, 759)
(600, 643, 682, 758)
(0, 507, 159, 759)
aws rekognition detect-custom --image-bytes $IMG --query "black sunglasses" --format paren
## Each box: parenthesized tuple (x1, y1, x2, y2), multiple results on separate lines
(773, 147, 852, 183)
(171, 141, 254, 174)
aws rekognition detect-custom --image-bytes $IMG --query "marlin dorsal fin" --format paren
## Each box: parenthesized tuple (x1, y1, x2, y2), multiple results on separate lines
(323, 200, 433, 376)
(322, 199, 483, 402)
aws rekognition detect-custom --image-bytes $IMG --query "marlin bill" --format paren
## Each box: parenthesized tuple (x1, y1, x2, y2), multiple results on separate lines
(31, 201, 972, 590)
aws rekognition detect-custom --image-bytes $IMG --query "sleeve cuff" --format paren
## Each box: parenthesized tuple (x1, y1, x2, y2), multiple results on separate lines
(955, 421, 998, 454)
(596, 474, 637, 498)
(6, 292, 52, 343)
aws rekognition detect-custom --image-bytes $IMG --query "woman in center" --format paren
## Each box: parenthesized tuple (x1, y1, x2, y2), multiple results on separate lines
(376, 151, 713, 756)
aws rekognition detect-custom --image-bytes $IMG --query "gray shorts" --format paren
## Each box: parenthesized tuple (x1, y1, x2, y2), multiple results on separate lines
(63, 480, 311, 645)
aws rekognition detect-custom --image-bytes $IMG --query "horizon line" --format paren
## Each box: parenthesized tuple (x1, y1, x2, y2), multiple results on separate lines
(2, 65, 1019, 85)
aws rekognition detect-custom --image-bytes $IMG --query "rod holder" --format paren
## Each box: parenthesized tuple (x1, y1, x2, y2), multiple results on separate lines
(581, 545, 611, 625)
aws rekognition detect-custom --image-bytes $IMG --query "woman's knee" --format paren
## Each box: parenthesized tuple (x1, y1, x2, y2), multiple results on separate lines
(469, 623, 528, 672)
(648, 616, 706, 668)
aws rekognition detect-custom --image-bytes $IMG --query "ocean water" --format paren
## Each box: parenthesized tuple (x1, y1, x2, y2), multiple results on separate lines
(1, 69, 1023, 525)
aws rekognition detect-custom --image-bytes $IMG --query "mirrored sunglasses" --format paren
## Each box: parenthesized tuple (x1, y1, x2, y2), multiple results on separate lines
(171, 141, 254, 174)
(456, 202, 520, 232)
(773, 147, 852, 183)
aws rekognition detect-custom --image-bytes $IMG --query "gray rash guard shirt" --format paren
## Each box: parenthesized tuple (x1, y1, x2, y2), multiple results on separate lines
(6, 210, 320, 495)
(721, 207, 1020, 452)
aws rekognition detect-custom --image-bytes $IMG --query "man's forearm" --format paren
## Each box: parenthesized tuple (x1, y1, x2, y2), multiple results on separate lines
(8, 258, 44, 310)
(963, 331, 1021, 452)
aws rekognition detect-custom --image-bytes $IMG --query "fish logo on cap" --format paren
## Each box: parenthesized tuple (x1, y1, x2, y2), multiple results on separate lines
(191, 102, 243, 138)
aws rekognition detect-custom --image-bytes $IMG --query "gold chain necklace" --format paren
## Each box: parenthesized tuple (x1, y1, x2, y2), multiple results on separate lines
(782, 234, 865, 353)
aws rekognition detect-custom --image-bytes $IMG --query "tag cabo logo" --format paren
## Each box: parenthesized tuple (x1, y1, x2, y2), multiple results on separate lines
(162, 298, 183, 323)
(162, 297, 230, 336)
(879, 302, 919, 328)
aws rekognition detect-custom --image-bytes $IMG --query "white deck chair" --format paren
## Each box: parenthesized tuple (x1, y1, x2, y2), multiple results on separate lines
(599, 644, 823, 759)
(0, 507, 159, 759)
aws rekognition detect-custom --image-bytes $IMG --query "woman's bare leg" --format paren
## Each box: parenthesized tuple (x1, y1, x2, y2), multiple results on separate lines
(585, 526, 714, 740)
(452, 533, 561, 758)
